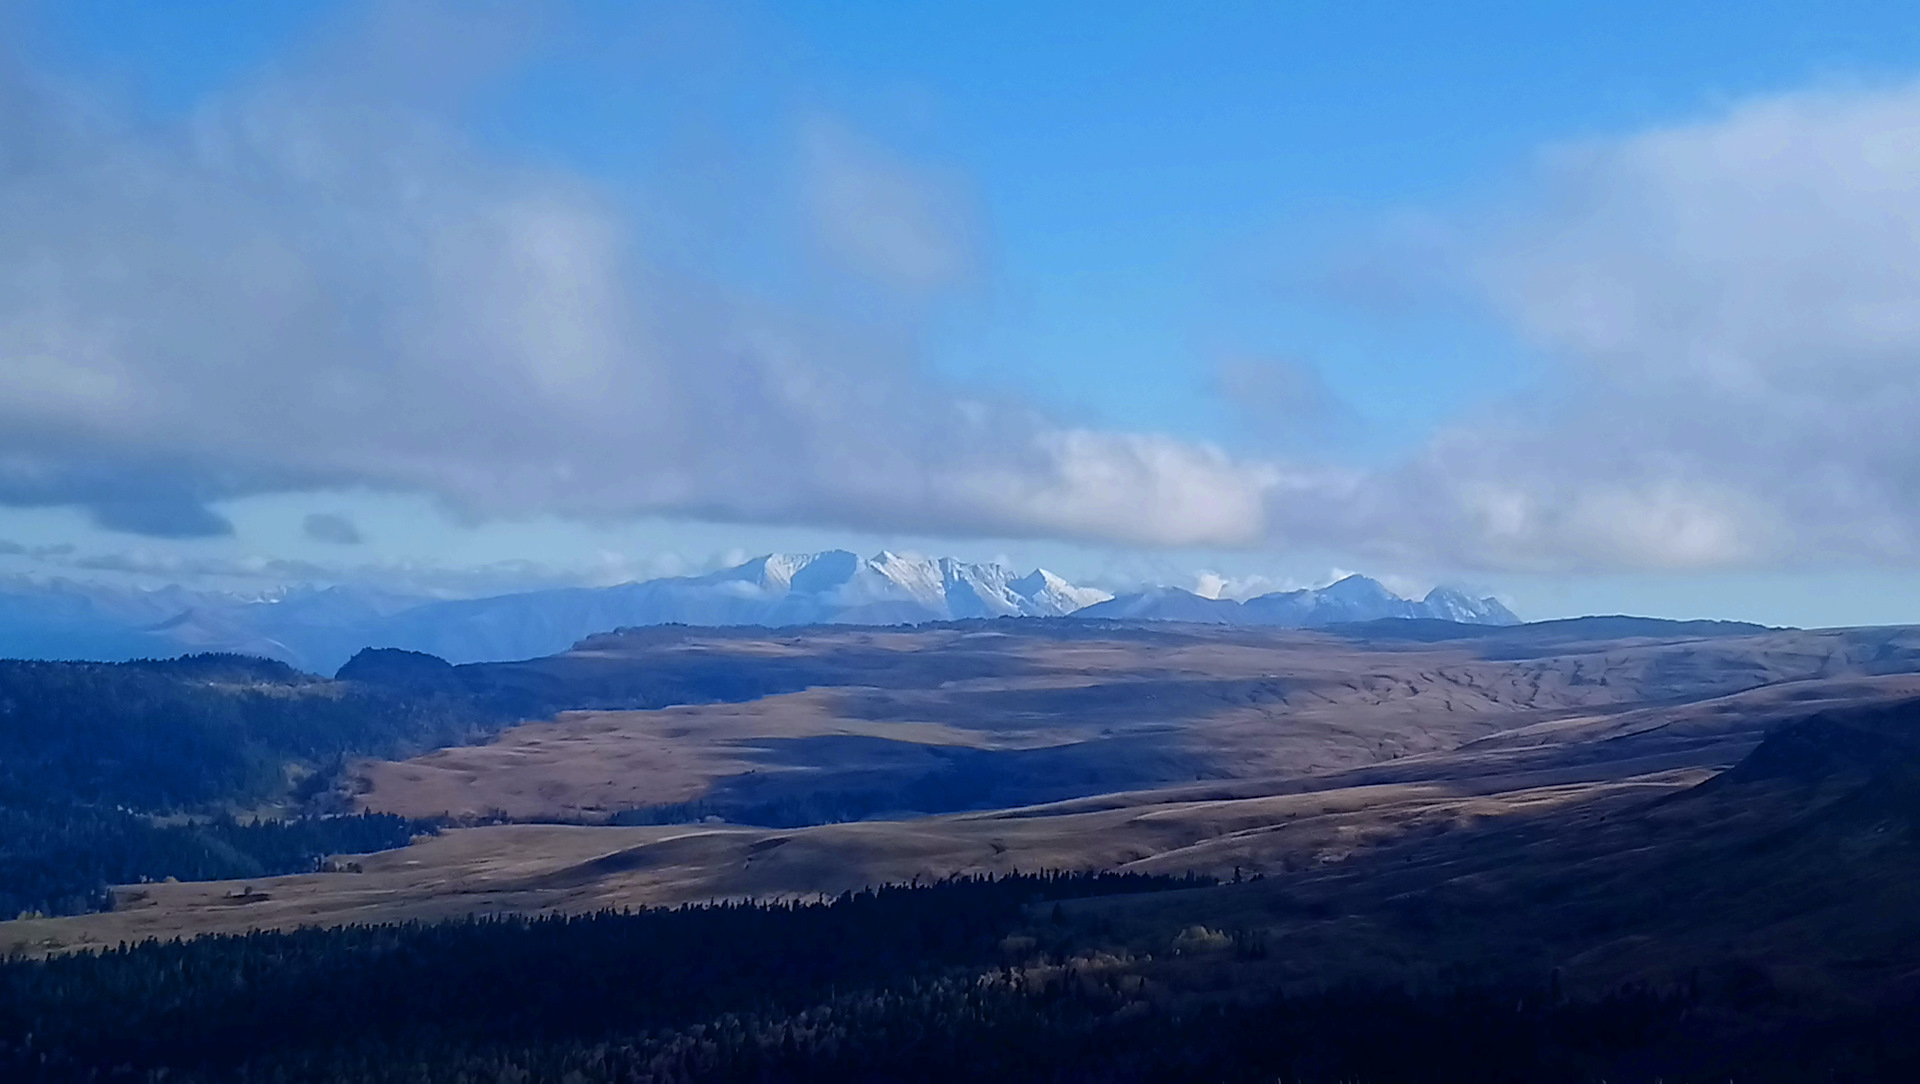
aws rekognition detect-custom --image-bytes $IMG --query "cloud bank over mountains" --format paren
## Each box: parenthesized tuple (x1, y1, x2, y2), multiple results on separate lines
(5, 4, 1920, 574)
(0, 14, 1283, 552)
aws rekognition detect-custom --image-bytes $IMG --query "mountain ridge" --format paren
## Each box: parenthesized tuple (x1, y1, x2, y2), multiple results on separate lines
(1077, 574, 1517, 628)
(0, 554, 1515, 670)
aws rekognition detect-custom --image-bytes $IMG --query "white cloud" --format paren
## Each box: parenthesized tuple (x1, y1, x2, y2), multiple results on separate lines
(0, 12, 1281, 550)
(800, 117, 976, 289)
(1305, 81, 1920, 571)
(11, 5, 1919, 579)
(1189, 570, 1304, 601)
(34, 544, 700, 599)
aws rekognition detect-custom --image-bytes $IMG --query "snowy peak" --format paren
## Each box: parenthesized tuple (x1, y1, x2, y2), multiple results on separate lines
(1420, 586, 1521, 625)
(1078, 587, 1239, 624)
(774, 550, 862, 595)
(939, 558, 1023, 618)
(1081, 576, 1518, 629)
(1317, 574, 1398, 604)
(1011, 568, 1113, 616)
(855, 551, 947, 608)
(0, 557, 1517, 672)
(698, 551, 1116, 622)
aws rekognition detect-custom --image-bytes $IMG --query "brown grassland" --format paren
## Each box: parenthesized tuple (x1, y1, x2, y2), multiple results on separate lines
(12, 617, 1920, 1000)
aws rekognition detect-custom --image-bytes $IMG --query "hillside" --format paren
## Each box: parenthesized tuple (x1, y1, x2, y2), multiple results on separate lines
(1075, 694, 1920, 1009)
(14, 618, 1920, 954)
(13, 631, 1920, 1080)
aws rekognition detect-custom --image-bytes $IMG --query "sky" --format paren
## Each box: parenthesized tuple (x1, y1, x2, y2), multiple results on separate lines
(6, 0, 1920, 626)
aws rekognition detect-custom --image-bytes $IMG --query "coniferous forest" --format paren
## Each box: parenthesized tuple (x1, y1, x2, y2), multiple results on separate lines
(11, 649, 1920, 1080)
(0, 653, 484, 916)
(0, 807, 428, 917)
(5, 871, 1919, 1083)
(0, 644, 1031, 916)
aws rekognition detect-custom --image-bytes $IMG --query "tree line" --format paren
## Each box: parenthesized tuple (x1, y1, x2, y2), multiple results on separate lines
(0, 808, 429, 918)
(0, 644, 988, 915)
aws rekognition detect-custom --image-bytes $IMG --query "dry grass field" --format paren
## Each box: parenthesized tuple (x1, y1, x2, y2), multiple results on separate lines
(1072, 696, 1920, 1006)
(12, 618, 1920, 959)
(349, 621, 1920, 824)
(1, 764, 1698, 956)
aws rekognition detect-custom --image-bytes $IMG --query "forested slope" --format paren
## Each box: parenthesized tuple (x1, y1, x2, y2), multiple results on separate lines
(0, 637, 896, 917)
(5, 871, 1915, 1082)
(0, 654, 487, 916)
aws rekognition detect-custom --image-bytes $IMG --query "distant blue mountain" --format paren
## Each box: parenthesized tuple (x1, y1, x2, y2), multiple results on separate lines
(0, 561, 1515, 671)
(1076, 575, 1519, 628)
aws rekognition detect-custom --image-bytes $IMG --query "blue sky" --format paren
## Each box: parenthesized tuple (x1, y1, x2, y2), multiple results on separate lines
(9, 0, 1920, 626)
(36, 0, 1912, 442)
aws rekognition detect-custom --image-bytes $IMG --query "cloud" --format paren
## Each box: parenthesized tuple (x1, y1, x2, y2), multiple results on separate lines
(1280, 80, 1920, 572)
(49, 545, 695, 598)
(1190, 570, 1301, 601)
(1216, 356, 1360, 450)
(800, 117, 977, 290)
(11, 4, 1916, 576)
(303, 512, 365, 544)
(0, 538, 78, 558)
(0, 6, 1282, 549)
(67, 550, 336, 583)
(90, 498, 236, 538)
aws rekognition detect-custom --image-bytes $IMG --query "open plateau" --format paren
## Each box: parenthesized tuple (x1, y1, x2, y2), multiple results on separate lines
(12, 596, 1920, 1078)
(7, 614, 1920, 976)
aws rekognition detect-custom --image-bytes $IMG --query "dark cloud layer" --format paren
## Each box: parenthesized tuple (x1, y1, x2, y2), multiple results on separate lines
(302, 512, 365, 545)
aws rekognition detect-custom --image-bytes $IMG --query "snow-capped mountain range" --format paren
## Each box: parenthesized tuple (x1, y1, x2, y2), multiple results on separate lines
(0, 551, 1516, 672)
(1081, 574, 1517, 627)
(694, 550, 1114, 623)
